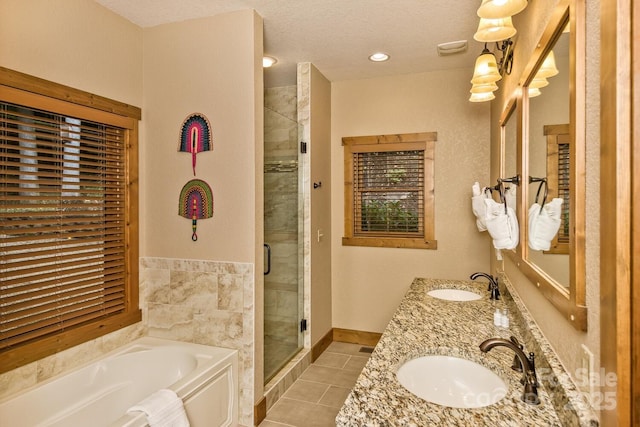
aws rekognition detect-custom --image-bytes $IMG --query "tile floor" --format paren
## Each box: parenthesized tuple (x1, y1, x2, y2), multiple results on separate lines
(259, 341, 372, 427)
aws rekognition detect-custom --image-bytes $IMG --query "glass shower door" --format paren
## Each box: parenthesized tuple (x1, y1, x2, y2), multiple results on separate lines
(264, 107, 304, 383)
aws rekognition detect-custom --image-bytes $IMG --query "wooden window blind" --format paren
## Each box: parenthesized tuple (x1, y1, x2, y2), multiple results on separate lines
(544, 123, 570, 254)
(354, 150, 424, 236)
(0, 68, 141, 374)
(556, 140, 570, 244)
(342, 132, 437, 249)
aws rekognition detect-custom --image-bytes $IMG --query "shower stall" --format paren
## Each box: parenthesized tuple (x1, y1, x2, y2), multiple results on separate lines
(263, 90, 304, 383)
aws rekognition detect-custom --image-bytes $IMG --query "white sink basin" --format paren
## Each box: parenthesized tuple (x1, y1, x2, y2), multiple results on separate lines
(396, 355, 507, 408)
(427, 288, 481, 301)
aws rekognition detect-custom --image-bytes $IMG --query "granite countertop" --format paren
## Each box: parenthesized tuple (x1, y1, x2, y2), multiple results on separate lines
(336, 277, 572, 427)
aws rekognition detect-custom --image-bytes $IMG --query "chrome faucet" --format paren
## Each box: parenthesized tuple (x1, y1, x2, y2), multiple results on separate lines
(479, 336, 540, 405)
(470, 272, 501, 300)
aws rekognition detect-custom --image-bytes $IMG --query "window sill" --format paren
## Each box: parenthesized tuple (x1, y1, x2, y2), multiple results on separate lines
(342, 236, 437, 249)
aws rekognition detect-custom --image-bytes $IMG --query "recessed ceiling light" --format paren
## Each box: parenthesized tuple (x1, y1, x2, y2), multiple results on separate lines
(368, 52, 390, 62)
(263, 56, 278, 68)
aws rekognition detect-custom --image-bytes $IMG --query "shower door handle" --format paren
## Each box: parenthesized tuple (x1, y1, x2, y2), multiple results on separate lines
(264, 243, 271, 275)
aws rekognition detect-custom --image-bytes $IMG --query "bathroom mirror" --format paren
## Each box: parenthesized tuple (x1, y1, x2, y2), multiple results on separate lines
(507, 0, 587, 330)
(526, 24, 570, 287)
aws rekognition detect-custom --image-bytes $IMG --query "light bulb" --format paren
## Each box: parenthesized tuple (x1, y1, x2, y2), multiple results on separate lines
(477, 0, 528, 19)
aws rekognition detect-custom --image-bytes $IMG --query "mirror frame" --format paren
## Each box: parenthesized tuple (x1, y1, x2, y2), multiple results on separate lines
(503, 0, 587, 331)
(499, 97, 517, 180)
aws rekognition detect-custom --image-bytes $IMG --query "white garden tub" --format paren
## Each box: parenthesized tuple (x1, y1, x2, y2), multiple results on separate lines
(0, 337, 238, 427)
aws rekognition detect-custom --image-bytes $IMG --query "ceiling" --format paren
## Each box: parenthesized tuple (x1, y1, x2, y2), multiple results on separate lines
(94, 0, 482, 88)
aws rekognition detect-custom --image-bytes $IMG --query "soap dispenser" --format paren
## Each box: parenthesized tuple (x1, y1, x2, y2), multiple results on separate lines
(494, 309, 502, 326)
(501, 308, 510, 328)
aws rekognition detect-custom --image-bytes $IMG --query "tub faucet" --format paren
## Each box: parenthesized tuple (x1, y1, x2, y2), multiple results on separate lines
(479, 336, 540, 405)
(470, 272, 501, 300)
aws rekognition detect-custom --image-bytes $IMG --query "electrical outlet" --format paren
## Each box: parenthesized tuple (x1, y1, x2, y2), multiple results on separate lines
(581, 344, 595, 399)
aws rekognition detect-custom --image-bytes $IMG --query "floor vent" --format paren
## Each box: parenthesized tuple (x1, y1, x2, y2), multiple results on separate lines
(359, 346, 374, 354)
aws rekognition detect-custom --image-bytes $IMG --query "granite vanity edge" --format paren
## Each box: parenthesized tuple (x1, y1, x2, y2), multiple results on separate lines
(498, 273, 599, 427)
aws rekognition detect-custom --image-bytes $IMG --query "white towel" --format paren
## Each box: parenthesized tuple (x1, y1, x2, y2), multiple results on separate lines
(484, 198, 519, 250)
(127, 389, 190, 427)
(504, 185, 517, 211)
(471, 182, 491, 232)
(528, 198, 563, 251)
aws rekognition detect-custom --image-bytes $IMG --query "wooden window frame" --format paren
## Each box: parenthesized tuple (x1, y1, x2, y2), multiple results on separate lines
(342, 132, 437, 249)
(0, 67, 141, 374)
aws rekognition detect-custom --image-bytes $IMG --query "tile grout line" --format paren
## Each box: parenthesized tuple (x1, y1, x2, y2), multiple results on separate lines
(316, 385, 331, 405)
(263, 420, 296, 427)
(261, 343, 368, 426)
(342, 355, 352, 369)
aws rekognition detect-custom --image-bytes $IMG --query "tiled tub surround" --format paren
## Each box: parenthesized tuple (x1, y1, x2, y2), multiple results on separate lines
(0, 323, 146, 402)
(0, 257, 255, 426)
(336, 277, 599, 426)
(141, 257, 255, 427)
(0, 337, 238, 427)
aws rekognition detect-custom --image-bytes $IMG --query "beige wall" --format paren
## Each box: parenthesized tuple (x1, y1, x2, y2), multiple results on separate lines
(141, 10, 263, 265)
(0, 0, 143, 107)
(490, 0, 601, 384)
(331, 69, 491, 333)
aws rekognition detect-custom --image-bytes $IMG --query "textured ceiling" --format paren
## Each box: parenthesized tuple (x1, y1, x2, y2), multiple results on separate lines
(94, 0, 482, 87)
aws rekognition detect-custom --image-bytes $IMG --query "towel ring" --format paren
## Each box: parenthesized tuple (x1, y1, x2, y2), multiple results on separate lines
(529, 176, 548, 212)
(495, 180, 508, 215)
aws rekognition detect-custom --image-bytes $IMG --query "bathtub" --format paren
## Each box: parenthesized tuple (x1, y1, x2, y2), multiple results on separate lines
(0, 337, 238, 427)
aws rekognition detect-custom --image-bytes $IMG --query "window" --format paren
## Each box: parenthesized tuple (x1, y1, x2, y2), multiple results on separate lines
(0, 68, 141, 374)
(342, 132, 437, 249)
(544, 123, 570, 254)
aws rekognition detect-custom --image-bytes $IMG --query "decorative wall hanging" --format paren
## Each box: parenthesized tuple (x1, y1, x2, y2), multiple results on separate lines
(178, 179, 214, 241)
(178, 113, 212, 175)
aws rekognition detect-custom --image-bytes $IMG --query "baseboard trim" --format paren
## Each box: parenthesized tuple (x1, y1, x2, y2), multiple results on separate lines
(332, 328, 382, 347)
(311, 328, 333, 362)
(254, 395, 267, 426)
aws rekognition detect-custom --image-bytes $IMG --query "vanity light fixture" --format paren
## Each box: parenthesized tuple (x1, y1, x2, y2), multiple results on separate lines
(469, 91, 496, 103)
(470, 81, 499, 93)
(369, 52, 390, 62)
(468, 0, 529, 102)
(530, 75, 550, 88)
(469, 46, 502, 102)
(528, 87, 542, 98)
(471, 46, 502, 84)
(526, 51, 560, 98)
(263, 56, 278, 68)
(536, 51, 559, 77)
(477, 0, 528, 20)
(468, 42, 513, 102)
(474, 17, 517, 43)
